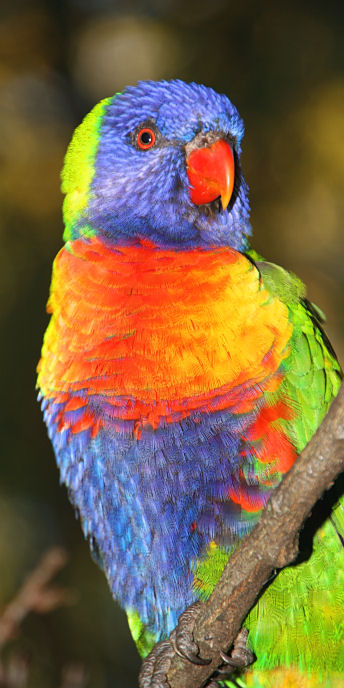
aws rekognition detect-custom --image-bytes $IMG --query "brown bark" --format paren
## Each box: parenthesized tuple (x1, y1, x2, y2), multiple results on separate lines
(164, 383, 344, 688)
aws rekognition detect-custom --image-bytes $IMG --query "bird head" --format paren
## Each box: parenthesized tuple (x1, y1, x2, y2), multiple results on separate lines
(62, 79, 251, 251)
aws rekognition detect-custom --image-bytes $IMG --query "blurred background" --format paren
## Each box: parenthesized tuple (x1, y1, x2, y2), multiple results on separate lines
(1, 0, 343, 686)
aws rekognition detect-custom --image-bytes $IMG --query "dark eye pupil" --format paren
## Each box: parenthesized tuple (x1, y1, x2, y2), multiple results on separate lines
(140, 131, 152, 144)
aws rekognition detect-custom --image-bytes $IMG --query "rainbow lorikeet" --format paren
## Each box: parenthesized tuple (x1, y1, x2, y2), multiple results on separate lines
(37, 80, 344, 687)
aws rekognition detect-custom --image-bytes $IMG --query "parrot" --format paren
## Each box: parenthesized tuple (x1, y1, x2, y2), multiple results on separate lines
(37, 79, 344, 688)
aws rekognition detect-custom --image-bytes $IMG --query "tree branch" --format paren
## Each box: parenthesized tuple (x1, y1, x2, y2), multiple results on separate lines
(0, 547, 72, 650)
(164, 383, 344, 688)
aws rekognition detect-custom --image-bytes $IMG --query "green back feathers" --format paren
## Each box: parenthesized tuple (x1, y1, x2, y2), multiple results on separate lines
(61, 97, 112, 241)
(241, 260, 343, 684)
(244, 500, 344, 681)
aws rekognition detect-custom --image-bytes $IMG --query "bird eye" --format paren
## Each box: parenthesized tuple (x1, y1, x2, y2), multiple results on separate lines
(136, 127, 156, 150)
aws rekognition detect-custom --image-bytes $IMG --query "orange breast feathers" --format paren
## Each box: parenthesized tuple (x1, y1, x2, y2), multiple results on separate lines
(38, 237, 292, 422)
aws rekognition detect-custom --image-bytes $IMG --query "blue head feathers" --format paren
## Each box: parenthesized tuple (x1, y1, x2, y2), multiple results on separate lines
(62, 79, 251, 251)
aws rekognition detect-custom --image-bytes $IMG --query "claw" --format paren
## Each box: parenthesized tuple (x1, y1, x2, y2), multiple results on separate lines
(220, 649, 244, 667)
(177, 647, 211, 666)
(171, 629, 210, 665)
(173, 601, 211, 665)
(220, 628, 255, 670)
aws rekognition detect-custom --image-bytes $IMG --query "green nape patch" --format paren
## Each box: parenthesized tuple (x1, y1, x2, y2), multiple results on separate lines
(126, 609, 157, 659)
(61, 96, 113, 241)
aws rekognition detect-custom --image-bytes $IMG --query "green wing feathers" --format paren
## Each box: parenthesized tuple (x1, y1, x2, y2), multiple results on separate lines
(237, 261, 344, 687)
(256, 259, 341, 454)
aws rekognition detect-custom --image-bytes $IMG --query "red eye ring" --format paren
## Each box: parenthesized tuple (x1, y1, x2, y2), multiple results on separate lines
(136, 127, 156, 150)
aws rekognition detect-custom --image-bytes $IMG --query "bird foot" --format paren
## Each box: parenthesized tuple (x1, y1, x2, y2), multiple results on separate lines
(205, 628, 255, 687)
(171, 600, 211, 665)
(138, 639, 174, 688)
(139, 605, 254, 688)
(138, 601, 210, 688)
(220, 628, 255, 670)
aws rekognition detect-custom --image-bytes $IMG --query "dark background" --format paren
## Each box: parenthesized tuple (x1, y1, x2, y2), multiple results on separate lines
(1, 1, 343, 686)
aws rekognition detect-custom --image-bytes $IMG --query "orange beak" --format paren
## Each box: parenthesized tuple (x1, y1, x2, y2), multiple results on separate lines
(186, 139, 235, 210)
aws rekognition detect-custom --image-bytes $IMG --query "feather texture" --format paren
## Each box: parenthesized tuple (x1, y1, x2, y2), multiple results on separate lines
(37, 79, 343, 685)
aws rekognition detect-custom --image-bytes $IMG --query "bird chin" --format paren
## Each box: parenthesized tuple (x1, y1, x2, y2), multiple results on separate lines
(201, 196, 226, 218)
